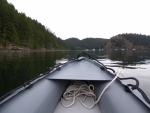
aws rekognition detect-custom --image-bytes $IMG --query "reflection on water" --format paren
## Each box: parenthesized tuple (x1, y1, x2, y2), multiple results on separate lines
(0, 51, 68, 97)
(107, 50, 150, 66)
(0, 50, 150, 98)
(100, 50, 150, 98)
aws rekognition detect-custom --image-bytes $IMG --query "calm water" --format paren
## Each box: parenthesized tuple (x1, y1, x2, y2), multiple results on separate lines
(0, 50, 150, 98)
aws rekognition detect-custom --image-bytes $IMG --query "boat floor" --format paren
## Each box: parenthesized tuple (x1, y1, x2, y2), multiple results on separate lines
(53, 96, 101, 113)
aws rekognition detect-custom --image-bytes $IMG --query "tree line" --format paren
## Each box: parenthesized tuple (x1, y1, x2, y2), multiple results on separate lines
(64, 38, 108, 50)
(0, 0, 68, 50)
(65, 33, 150, 50)
(118, 33, 150, 48)
(106, 33, 150, 50)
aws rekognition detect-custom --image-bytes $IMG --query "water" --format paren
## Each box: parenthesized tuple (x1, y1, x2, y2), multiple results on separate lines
(0, 50, 150, 98)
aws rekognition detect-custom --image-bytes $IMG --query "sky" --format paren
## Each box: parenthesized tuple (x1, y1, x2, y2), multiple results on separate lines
(7, 0, 150, 40)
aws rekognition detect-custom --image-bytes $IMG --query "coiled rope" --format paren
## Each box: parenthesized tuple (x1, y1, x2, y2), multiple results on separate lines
(61, 70, 121, 109)
(61, 81, 96, 109)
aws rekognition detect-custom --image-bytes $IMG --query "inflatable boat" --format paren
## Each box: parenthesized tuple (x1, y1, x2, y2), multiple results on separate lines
(0, 52, 149, 113)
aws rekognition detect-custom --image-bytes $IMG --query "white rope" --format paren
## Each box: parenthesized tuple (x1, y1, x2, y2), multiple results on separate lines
(61, 70, 122, 109)
(61, 81, 97, 109)
(95, 70, 121, 104)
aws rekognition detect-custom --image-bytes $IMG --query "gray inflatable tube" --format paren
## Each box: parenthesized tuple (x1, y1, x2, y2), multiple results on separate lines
(0, 79, 69, 113)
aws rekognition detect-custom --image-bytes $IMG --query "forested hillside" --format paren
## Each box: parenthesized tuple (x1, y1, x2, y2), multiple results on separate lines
(106, 33, 150, 50)
(65, 38, 108, 50)
(0, 0, 68, 50)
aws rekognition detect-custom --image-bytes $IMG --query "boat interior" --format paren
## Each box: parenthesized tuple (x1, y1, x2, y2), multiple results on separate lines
(52, 80, 103, 113)
(48, 79, 149, 113)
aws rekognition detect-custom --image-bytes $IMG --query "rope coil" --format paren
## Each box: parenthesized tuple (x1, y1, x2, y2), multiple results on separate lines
(61, 70, 121, 109)
(61, 81, 97, 109)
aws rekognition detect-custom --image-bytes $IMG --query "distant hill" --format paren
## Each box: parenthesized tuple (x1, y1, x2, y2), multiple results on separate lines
(0, 0, 68, 50)
(64, 38, 108, 50)
(106, 33, 150, 50)
(65, 33, 150, 50)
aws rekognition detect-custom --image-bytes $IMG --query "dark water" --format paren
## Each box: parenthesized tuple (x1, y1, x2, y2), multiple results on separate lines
(0, 50, 150, 97)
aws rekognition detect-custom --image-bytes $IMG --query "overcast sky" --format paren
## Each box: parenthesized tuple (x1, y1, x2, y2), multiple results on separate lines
(7, 0, 150, 39)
